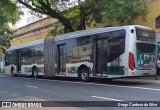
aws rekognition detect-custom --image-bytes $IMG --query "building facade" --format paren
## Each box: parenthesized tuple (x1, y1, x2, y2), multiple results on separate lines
(11, 17, 57, 46)
(135, 0, 160, 41)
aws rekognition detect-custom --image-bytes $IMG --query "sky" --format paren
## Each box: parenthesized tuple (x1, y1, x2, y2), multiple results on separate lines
(16, 6, 31, 28)
(16, 6, 47, 29)
(16, 0, 78, 28)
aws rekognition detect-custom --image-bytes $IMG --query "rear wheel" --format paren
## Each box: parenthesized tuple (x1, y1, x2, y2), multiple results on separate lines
(33, 68, 38, 78)
(79, 67, 90, 82)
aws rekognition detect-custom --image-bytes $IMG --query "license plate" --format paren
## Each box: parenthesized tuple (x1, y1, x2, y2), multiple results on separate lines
(143, 73, 149, 75)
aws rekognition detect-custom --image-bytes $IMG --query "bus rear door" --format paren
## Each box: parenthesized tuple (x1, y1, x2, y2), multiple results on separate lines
(57, 44, 66, 75)
(94, 38, 108, 77)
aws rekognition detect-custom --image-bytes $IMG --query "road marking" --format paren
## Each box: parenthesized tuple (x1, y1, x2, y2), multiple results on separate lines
(44, 79, 160, 91)
(13, 76, 160, 91)
(25, 85, 38, 89)
(78, 82, 160, 91)
(91, 96, 124, 101)
(0, 75, 7, 77)
(51, 80, 160, 91)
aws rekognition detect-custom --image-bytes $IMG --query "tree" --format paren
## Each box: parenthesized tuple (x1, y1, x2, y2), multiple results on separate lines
(0, 0, 22, 53)
(103, 0, 148, 25)
(17, 0, 148, 34)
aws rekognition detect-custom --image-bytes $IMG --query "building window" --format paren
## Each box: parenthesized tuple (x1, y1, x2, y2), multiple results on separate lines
(156, 16, 160, 29)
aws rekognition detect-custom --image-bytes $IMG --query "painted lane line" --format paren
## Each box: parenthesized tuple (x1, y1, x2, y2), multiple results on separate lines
(0, 75, 7, 77)
(60, 81, 160, 91)
(91, 96, 124, 101)
(14, 77, 160, 91)
(46, 80, 160, 91)
(25, 85, 38, 89)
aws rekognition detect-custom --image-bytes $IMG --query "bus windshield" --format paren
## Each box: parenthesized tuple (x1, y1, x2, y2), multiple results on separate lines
(136, 43, 156, 69)
(136, 27, 156, 42)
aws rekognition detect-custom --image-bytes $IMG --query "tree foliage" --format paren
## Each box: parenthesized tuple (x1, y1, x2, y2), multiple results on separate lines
(17, 0, 148, 35)
(103, 0, 148, 25)
(0, 0, 22, 53)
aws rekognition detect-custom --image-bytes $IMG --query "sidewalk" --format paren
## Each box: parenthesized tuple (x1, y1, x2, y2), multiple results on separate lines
(115, 75, 160, 84)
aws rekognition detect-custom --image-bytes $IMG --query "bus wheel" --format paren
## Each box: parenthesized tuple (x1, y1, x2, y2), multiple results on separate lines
(11, 68, 17, 77)
(33, 68, 38, 78)
(79, 67, 90, 82)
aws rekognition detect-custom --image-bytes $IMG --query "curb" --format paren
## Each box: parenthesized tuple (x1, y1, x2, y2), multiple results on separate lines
(115, 76, 160, 84)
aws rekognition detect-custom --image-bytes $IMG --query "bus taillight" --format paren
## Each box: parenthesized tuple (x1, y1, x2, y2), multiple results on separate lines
(129, 52, 135, 71)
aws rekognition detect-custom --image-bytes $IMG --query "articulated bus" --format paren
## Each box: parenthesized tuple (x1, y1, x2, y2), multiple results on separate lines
(5, 25, 157, 81)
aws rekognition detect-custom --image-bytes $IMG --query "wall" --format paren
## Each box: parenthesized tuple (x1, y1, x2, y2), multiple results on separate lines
(11, 18, 58, 46)
(135, 0, 160, 33)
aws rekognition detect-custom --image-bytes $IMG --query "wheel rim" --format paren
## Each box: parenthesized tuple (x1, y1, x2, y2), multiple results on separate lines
(81, 70, 88, 80)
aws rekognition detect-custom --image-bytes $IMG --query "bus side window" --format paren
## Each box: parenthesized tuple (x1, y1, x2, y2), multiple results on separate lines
(35, 44, 44, 64)
(5, 52, 10, 66)
(79, 36, 92, 58)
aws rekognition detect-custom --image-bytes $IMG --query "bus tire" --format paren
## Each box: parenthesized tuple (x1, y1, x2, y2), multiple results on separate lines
(11, 68, 17, 77)
(79, 67, 90, 82)
(33, 68, 38, 78)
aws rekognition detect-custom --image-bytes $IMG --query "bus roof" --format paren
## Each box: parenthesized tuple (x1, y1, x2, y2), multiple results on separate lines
(6, 39, 44, 51)
(6, 25, 153, 52)
(55, 25, 153, 41)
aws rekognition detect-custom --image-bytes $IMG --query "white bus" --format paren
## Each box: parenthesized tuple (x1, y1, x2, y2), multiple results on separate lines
(5, 25, 157, 81)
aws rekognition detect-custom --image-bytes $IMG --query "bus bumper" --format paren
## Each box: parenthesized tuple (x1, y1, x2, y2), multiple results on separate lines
(128, 69, 156, 76)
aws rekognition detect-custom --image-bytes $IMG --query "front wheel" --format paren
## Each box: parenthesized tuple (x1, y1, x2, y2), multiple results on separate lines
(33, 68, 38, 78)
(79, 67, 90, 82)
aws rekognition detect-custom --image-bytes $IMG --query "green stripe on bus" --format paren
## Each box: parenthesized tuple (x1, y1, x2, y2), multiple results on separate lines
(37, 67, 44, 73)
(68, 67, 78, 74)
(67, 67, 93, 74)
(107, 66, 125, 75)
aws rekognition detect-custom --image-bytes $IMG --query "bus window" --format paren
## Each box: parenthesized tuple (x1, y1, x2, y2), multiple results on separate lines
(58, 44, 66, 74)
(136, 43, 156, 69)
(66, 38, 79, 63)
(79, 36, 92, 60)
(136, 27, 156, 42)
(5, 51, 15, 66)
(28, 47, 34, 64)
(5, 52, 9, 66)
(137, 43, 155, 53)
(35, 44, 44, 64)
(108, 30, 125, 62)
(21, 48, 28, 65)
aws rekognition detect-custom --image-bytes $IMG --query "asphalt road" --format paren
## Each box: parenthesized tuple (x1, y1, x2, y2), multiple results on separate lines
(0, 73, 160, 110)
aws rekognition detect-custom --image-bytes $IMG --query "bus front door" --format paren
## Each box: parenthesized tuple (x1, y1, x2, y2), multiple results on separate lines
(95, 39, 108, 76)
(58, 44, 66, 75)
(16, 52, 21, 73)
